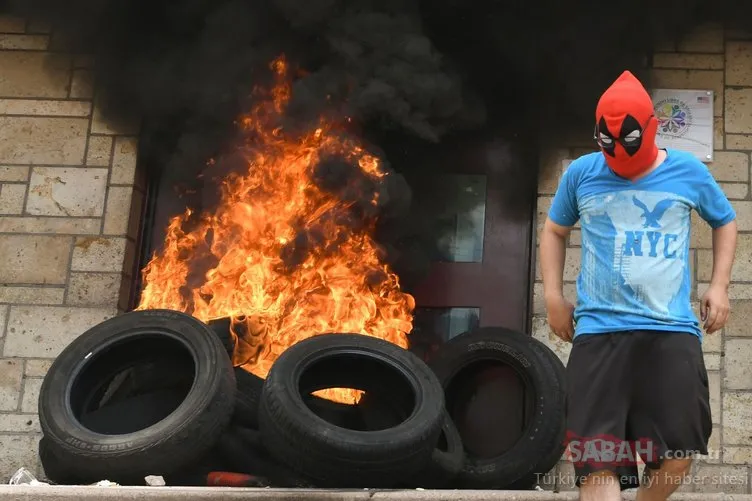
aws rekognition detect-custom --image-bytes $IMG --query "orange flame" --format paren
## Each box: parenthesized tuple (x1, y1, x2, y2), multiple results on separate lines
(136, 56, 415, 404)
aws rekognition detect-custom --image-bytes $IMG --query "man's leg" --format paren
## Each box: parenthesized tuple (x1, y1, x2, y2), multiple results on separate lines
(579, 470, 622, 501)
(565, 332, 641, 501)
(636, 459, 693, 501)
(629, 331, 712, 501)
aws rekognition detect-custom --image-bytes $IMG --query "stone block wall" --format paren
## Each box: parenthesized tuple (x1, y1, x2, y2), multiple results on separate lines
(0, 16, 143, 479)
(533, 23, 752, 493)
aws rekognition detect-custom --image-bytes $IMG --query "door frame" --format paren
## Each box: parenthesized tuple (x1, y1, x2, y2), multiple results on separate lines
(130, 126, 541, 336)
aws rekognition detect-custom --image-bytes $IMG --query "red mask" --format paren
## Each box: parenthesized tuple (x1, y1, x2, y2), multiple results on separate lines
(594, 70, 658, 179)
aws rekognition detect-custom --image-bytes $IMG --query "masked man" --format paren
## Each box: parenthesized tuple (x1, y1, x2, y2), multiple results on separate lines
(539, 70, 737, 501)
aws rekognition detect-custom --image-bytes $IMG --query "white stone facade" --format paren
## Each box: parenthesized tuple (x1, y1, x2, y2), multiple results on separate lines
(0, 15, 142, 479)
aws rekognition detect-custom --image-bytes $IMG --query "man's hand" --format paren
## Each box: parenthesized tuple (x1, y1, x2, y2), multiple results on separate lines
(700, 284, 730, 334)
(546, 294, 575, 342)
(700, 219, 736, 335)
(540, 218, 575, 342)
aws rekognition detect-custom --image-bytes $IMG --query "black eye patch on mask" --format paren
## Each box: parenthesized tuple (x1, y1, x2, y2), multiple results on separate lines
(594, 114, 644, 157)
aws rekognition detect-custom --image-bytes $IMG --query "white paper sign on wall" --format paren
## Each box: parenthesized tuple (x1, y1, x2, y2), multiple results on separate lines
(650, 89, 714, 163)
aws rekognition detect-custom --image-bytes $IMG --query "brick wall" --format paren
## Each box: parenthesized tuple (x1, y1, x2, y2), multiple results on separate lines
(533, 23, 752, 493)
(0, 16, 143, 478)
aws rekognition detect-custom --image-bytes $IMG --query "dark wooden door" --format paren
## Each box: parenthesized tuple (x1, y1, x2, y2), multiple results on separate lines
(402, 131, 538, 355)
(140, 130, 538, 331)
(399, 130, 538, 461)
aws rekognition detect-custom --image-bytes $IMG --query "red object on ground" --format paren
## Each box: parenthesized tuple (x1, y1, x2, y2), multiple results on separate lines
(206, 471, 268, 487)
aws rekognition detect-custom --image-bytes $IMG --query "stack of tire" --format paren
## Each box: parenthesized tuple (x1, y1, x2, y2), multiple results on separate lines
(36, 309, 566, 489)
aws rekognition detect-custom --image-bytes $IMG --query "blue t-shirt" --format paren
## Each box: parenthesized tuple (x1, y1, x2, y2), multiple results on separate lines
(547, 148, 736, 339)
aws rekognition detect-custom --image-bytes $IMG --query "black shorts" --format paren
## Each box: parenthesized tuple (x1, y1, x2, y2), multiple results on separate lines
(565, 330, 712, 490)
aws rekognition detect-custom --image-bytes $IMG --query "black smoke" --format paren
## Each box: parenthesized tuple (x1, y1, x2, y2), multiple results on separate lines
(2, 0, 751, 290)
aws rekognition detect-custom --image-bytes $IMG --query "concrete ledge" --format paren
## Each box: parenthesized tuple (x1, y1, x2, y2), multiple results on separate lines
(0, 486, 750, 501)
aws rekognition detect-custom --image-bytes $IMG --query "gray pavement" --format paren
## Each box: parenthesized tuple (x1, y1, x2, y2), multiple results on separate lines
(0, 486, 750, 501)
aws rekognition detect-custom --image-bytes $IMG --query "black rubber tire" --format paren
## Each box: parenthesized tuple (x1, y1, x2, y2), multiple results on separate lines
(411, 410, 464, 488)
(427, 326, 567, 489)
(357, 389, 411, 430)
(40, 389, 191, 484)
(39, 437, 83, 485)
(162, 445, 231, 486)
(304, 396, 365, 430)
(357, 394, 463, 488)
(233, 367, 367, 430)
(38, 309, 236, 484)
(232, 367, 264, 428)
(92, 354, 193, 406)
(505, 340, 568, 490)
(258, 333, 445, 488)
(207, 317, 236, 357)
(78, 387, 188, 435)
(217, 425, 316, 487)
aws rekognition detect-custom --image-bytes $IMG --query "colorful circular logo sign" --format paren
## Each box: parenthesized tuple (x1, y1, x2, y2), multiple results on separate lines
(654, 97, 693, 137)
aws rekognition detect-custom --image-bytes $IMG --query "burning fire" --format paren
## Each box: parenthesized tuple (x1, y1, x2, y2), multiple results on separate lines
(136, 56, 415, 403)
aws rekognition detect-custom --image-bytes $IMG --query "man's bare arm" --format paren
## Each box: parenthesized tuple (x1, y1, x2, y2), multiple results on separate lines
(710, 220, 737, 289)
(700, 219, 737, 333)
(539, 217, 577, 341)
(539, 217, 571, 301)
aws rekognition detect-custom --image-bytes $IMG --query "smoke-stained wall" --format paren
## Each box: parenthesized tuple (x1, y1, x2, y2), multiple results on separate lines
(0, 0, 735, 285)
